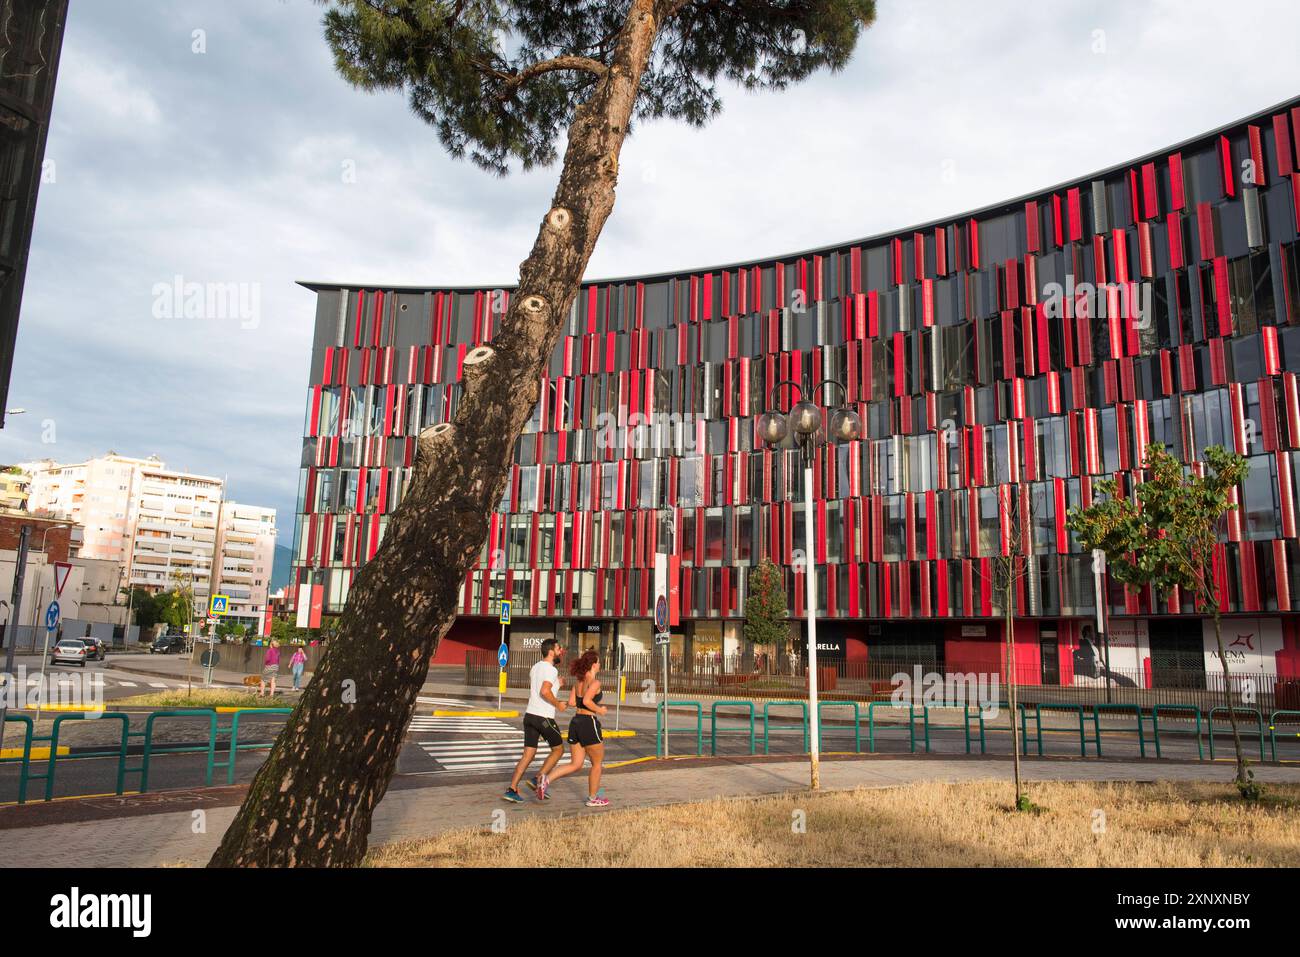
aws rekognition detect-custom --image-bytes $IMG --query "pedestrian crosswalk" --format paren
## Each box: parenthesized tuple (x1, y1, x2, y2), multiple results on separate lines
(409, 713, 541, 774)
(418, 741, 543, 773)
(410, 716, 520, 734)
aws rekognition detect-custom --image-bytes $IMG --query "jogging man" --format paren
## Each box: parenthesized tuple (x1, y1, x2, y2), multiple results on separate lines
(504, 638, 567, 803)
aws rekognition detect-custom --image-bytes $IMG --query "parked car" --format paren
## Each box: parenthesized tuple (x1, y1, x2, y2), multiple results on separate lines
(149, 634, 187, 655)
(81, 636, 107, 661)
(50, 639, 90, 667)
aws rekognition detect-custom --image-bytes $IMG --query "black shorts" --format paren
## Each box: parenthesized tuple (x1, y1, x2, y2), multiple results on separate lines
(567, 713, 603, 747)
(523, 713, 563, 749)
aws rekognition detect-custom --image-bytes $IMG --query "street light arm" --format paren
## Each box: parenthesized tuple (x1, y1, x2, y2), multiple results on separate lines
(808, 378, 848, 407)
(765, 379, 804, 412)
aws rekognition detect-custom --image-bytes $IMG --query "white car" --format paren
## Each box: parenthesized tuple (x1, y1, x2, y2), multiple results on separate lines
(50, 639, 90, 667)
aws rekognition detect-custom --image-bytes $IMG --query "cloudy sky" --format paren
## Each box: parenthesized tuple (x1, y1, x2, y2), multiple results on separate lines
(2, 0, 1298, 546)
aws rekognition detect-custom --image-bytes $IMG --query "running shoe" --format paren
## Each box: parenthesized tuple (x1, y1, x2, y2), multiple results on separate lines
(503, 788, 524, 804)
(536, 773, 550, 801)
(585, 795, 610, 808)
(525, 775, 551, 800)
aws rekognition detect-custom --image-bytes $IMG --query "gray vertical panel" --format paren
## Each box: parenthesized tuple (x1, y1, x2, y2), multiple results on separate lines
(1090, 179, 1109, 234)
(1243, 186, 1264, 249)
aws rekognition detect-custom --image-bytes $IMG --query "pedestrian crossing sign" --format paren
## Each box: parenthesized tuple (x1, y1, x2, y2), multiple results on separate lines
(210, 594, 230, 616)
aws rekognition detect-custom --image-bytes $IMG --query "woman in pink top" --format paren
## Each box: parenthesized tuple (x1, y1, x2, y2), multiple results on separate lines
(290, 645, 308, 691)
(258, 640, 281, 698)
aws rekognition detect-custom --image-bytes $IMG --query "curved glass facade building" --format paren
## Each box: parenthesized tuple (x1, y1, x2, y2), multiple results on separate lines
(293, 97, 1300, 690)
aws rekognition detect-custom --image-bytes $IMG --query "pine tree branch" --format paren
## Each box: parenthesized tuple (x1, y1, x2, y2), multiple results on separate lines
(489, 55, 610, 101)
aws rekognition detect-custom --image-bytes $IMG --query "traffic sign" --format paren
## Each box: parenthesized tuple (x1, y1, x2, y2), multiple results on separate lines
(655, 631, 671, 647)
(209, 594, 230, 616)
(53, 561, 72, 597)
(497, 643, 509, 668)
(654, 595, 668, 631)
(200, 650, 220, 668)
(498, 599, 512, 624)
(44, 600, 60, 633)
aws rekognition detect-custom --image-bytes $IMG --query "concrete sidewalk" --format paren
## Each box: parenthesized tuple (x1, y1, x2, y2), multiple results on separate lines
(5, 754, 1298, 867)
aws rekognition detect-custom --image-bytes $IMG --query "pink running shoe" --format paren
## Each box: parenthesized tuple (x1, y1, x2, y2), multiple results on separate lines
(585, 795, 610, 807)
(536, 773, 549, 801)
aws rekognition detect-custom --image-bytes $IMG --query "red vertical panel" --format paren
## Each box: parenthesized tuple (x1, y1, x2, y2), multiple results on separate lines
(1274, 540, 1292, 611)
(1168, 152, 1186, 211)
(1248, 125, 1267, 187)
(1274, 112, 1295, 178)
(1024, 200, 1039, 252)
(1219, 135, 1235, 197)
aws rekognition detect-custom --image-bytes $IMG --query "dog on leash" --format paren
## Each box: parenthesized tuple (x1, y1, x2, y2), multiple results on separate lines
(242, 675, 262, 688)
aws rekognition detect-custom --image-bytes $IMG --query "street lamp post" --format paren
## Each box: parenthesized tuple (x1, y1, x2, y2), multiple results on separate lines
(756, 378, 861, 790)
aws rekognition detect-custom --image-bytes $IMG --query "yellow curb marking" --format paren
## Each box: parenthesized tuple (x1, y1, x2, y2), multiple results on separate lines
(0, 746, 70, 759)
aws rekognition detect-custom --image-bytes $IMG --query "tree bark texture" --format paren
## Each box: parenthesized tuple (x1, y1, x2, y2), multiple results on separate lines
(210, 0, 665, 867)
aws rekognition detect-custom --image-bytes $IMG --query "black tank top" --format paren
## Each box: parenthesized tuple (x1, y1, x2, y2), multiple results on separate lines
(575, 682, 603, 709)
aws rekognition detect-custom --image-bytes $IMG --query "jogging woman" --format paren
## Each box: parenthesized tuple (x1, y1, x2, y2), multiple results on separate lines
(538, 649, 609, 807)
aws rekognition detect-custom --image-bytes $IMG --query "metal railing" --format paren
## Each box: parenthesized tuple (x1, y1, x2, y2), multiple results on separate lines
(1, 707, 292, 804)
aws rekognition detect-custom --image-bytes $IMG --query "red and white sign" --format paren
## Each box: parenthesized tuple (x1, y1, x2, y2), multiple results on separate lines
(53, 562, 73, 597)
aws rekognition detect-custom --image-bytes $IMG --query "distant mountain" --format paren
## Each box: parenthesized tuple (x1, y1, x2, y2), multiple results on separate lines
(271, 544, 294, 592)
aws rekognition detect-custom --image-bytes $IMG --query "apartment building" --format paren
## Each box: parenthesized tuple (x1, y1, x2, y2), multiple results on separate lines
(26, 452, 276, 630)
(215, 502, 277, 629)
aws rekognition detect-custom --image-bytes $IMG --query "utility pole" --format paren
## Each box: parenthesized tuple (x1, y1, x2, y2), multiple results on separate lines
(205, 482, 227, 689)
(0, 526, 32, 750)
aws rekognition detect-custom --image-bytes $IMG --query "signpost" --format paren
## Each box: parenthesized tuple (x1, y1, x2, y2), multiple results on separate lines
(52, 561, 72, 598)
(654, 554, 670, 757)
(497, 600, 511, 709)
(614, 641, 625, 731)
(36, 599, 61, 713)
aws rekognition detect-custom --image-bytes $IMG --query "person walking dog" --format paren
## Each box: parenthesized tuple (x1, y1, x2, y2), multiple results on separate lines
(258, 639, 281, 698)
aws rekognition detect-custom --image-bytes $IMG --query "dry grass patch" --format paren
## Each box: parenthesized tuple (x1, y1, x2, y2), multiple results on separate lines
(113, 689, 297, 709)
(367, 780, 1300, 868)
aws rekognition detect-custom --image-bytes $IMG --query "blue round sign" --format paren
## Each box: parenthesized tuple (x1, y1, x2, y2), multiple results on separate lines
(497, 643, 509, 668)
(45, 600, 60, 632)
(654, 595, 668, 631)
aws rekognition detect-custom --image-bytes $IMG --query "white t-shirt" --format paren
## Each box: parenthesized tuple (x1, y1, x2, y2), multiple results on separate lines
(527, 659, 561, 718)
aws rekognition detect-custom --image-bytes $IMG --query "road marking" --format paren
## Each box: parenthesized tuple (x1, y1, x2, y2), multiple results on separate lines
(148, 682, 169, 688)
(117, 681, 138, 687)
(418, 738, 543, 773)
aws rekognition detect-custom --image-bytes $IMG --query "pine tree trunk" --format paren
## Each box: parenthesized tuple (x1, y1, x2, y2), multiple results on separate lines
(209, 0, 663, 867)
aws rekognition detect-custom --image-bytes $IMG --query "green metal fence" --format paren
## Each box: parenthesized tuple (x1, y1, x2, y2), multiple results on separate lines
(1269, 710, 1300, 761)
(1206, 707, 1266, 762)
(710, 700, 755, 756)
(1152, 704, 1204, 760)
(762, 701, 808, 754)
(656, 700, 703, 756)
(2, 707, 292, 804)
(1092, 703, 1145, 758)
